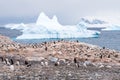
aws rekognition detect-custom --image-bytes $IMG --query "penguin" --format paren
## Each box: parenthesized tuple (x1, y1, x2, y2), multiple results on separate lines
(0, 56, 4, 62)
(5, 58, 10, 65)
(45, 47, 48, 51)
(73, 57, 77, 63)
(10, 59, 14, 65)
(25, 60, 31, 67)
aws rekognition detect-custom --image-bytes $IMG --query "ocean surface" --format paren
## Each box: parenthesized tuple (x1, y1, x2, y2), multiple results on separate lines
(0, 27, 120, 51)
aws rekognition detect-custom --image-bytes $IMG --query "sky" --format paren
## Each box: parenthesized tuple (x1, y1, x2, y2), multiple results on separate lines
(0, 0, 120, 24)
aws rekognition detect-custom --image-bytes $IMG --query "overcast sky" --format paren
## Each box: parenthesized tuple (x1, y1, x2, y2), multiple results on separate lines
(0, 0, 120, 24)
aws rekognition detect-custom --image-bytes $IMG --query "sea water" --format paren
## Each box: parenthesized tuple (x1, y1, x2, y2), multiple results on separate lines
(0, 26, 119, 51)
(12, 30, 120, 51)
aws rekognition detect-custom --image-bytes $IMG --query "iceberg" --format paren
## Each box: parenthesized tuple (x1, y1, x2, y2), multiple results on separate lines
(5, 12, 100, 39)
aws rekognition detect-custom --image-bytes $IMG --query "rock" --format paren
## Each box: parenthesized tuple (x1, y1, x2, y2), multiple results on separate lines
(106, 65, 112, 68)
(58, 51, 62, 55)
(0, 35, 120, 79)
(83, 61, 94, 67)
(99, 64, 104, 68)
(9, 65, 14, 71)
(26, 57, 45, 61)
(48, 56, 59, 63)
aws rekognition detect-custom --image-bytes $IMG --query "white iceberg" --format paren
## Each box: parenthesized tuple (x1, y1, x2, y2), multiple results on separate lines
(5, 12, 100, 39)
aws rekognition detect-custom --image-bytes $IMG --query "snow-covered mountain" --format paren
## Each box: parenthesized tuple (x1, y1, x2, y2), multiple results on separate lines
(102, 25, 120, 31)
(4, 12, 100, 39)
(80, 18, 106, 24)
(78, 16, 120, 30)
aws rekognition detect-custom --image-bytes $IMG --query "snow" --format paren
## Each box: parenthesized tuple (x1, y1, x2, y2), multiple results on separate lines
(79, 16, 120, 30)
(102, 25, 120, 31)
(4, 12, 100, 39)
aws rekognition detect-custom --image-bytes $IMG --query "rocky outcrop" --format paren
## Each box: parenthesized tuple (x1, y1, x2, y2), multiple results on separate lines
(0, 35, 120, 80)
(0, 34, 25, 53)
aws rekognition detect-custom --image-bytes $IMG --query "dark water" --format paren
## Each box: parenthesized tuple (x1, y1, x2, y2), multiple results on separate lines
(13, 31, 120, 51)
(0, 27, 22, 38)
(79, 31, 120, 51)
(0, 27, 120, 51)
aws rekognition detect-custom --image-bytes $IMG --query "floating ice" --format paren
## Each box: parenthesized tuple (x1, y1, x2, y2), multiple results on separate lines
(5, 12, 100, 39)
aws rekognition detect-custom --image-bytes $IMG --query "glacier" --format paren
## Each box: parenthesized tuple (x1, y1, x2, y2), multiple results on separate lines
(5, 12, 100, 39)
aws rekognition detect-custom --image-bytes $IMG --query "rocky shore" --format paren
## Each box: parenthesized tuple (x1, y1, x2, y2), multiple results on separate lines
(0, 34, 120, 80)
